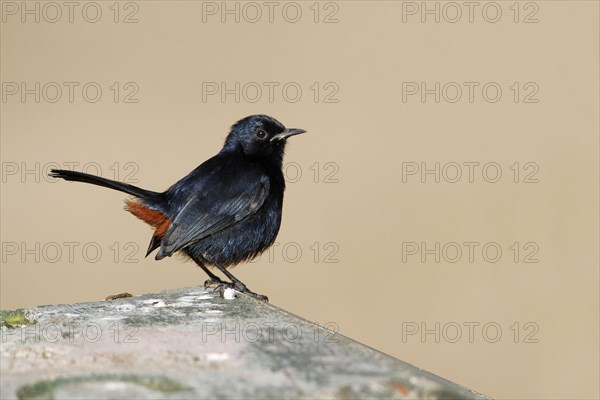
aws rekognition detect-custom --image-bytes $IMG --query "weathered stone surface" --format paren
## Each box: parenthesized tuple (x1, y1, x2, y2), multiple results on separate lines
(1, 287, 489, 399)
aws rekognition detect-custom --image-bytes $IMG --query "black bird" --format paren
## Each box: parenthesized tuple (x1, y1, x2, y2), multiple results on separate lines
(50, 115, 306, 302)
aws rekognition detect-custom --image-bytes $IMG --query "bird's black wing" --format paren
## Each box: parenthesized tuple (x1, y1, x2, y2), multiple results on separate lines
(155, 168, 270, 259)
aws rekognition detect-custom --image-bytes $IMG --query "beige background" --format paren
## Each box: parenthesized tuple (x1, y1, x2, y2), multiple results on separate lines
(1, 1, 598, 399)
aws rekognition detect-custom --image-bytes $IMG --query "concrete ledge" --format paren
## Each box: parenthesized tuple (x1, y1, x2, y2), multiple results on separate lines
(1, 287, 489, 399)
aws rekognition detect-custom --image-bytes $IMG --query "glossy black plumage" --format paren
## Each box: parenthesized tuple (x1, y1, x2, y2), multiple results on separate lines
(157, 151, 282, 264)
(50, 115, 306, 301)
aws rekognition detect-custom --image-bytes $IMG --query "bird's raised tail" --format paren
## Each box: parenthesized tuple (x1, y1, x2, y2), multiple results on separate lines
(49, 169, 160, 199)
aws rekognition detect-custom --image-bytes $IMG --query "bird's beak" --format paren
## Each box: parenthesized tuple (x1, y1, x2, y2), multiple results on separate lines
(271, 128, 306, 142)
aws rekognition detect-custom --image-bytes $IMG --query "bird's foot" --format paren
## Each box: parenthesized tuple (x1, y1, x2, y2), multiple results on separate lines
(248, 292, 269, 303)
(208, 280, 268, 302)
(204, 277, 226, 289)
(232, 281, 269, 303)
(208, 281, 236, 300)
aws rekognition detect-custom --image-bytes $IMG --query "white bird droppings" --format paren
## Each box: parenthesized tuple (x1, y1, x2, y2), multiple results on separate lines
(205, 353, 229, 362)
(223, 288, 236, 300)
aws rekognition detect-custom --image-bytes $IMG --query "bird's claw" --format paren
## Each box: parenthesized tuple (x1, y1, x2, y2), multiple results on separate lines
(232, 281, 268, 302)
(249, 292, 269, 302)
(209, 281, 228, 293)
(209, 280, 235, 296)
(204, 278, 225, 289)
(207, 280, 268, 302)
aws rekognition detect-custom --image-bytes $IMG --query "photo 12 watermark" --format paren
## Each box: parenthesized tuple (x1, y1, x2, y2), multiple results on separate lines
(200, 2, 340, 24)
(399, 2, 540, 24)
(2, 161, 140, 184)
(1, 241, 141, 264)
(1, 321, 139, 344)
(201, 82, 340, 104)
(401, 82, 540, 104)
(248, 241, 341, 264)
(1, 82, 140, 104)
(200, 321, 339, 344)
(401, 241, 540, 264)
(401, 321, 540, 344)
(401, 162, 540, 184)
(1, 1, 140, 24)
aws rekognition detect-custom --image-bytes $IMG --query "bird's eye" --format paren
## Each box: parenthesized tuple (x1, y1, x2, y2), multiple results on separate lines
(255, 129, 267, 139)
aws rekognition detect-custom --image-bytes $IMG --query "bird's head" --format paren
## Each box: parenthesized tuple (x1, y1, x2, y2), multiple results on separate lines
(222, 115, 305, 162)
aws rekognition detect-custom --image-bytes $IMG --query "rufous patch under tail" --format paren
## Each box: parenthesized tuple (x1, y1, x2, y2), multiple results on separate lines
(124, 199, 171, 238)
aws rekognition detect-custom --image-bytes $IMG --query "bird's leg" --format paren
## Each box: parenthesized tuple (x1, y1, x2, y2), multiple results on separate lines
(211, 262, 269, 302)
(188, 253, 227, 289)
